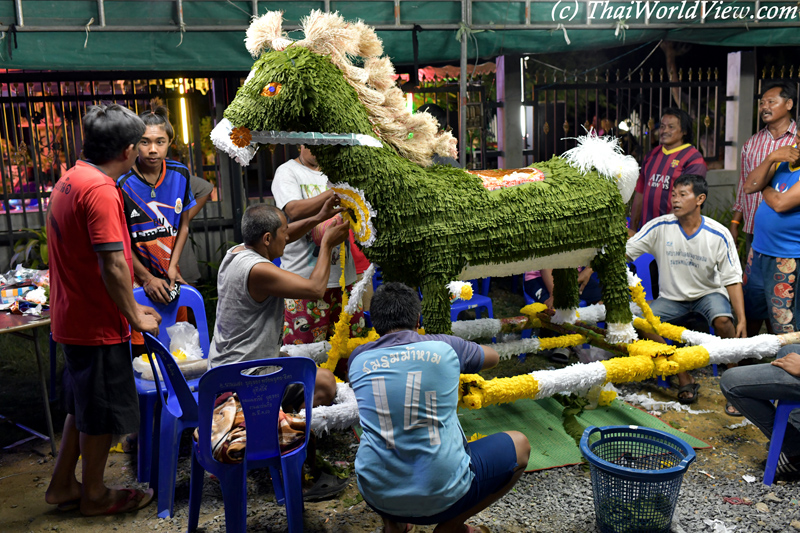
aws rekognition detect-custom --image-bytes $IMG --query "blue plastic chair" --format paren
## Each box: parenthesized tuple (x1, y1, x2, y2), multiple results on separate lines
(187, 357, 317, 533)
(141, 332, 200, 518)
(763, 400, 800, 486)
(451, 280, 494, 321)
(631, 253, 655, 300)
(134, 284, 209, 484)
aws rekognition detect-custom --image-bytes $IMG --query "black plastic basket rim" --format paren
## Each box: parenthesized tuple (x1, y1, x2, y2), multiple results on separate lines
(580, 425, 696, 482)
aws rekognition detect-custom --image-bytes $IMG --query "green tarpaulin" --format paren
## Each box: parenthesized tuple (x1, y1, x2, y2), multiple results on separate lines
(0, 1, 798, 71)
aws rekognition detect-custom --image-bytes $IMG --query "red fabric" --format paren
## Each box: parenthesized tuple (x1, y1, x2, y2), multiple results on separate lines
(349, 232, 370, 274)
(48, 161, 133, 345)
(635, 144, 707, 228)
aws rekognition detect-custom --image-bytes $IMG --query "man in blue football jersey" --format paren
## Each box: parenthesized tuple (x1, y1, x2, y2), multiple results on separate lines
(349, 282, 530, 533)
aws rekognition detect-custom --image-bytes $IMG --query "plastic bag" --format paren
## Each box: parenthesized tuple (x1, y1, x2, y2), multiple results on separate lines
(167, 322, 204, 361)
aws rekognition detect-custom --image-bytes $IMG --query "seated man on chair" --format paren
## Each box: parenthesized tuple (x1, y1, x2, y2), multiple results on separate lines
(349, 282, 531, 533)
(721, 343, 800, 480)
(627, 174, 746, 407)
(209, 203, 348, 406)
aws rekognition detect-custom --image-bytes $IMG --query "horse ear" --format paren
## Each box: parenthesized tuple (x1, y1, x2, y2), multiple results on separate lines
(246, 11, 292, 57)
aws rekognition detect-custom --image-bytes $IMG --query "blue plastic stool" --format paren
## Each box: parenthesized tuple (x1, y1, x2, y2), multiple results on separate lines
(188, 357, 316, 533)
(133, 284, 209, 484)
(142, 332, 200, 518)
(763, 400, 800, 486)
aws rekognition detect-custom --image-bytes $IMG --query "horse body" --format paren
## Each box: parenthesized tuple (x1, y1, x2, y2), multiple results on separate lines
(213, 16, 635, 340)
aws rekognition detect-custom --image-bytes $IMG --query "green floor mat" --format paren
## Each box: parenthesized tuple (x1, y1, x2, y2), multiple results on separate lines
(458, 398, 710, 472)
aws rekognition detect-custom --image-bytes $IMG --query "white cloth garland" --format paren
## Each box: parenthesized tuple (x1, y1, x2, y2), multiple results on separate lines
(532, 361, 607, 399)
(345, 263, 376, 315)
(306, 382, 359, 433)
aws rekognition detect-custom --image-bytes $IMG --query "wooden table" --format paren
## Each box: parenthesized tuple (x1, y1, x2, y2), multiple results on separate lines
(0, 311, 57, 456)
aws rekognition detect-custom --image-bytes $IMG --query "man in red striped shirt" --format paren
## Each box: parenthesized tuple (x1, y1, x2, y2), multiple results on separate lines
(730, 81, 796, 252)
(631, 108, 708, 231)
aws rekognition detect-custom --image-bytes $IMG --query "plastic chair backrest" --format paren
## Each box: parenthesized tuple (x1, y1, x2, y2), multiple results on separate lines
(133, 284, 210, 357)
(631, 253, 655, 301)
(142, 332, 199, 421)
(372, 265, 383, 291)
(196, 357, 316, 468)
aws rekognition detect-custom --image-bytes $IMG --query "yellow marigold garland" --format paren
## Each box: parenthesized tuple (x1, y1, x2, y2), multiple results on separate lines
(602, 355, 654, 383)
(627, 339, 675, 357)
(539, 333, 587, 350)
(598, 390, 617, 406)
(320, 242, 352, 372)
(669, 345, 710, 373)
(520, 302, 547, 328)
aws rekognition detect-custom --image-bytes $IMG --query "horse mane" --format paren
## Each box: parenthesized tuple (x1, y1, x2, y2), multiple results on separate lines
(245, 10, 457, 167)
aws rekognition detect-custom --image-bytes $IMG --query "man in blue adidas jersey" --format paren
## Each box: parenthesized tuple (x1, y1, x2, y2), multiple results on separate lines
(349, 283, 530, 533)
(627, 174, 746, 406)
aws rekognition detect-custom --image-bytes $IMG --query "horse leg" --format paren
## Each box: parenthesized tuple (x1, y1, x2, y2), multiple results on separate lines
(552, 269, 579, 310)
(420, 275, 452, 335)
(592, 243, 636, 343)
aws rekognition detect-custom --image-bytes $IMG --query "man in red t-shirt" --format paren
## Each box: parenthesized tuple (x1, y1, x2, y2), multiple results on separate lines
(45, 105, 161, 516)
(630, 108, 708, 231)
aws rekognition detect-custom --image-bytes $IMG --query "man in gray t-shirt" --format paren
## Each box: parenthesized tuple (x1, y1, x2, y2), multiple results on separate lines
(271, 145, 366, 345)
(209, 203, 348, 408)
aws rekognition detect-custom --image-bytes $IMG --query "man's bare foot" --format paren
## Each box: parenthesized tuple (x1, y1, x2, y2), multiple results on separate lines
(80, 487, 154, 517)
(45, 479, 82, 507)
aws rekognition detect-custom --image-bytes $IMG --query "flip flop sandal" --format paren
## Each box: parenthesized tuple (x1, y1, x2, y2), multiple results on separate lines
(724, 401, 743, 417)
(677, 383, 700, 405)
(465, 525, 492, 533)
(81, 488, 154, 517)
(56, 499, 80, 512)
(303, 472, 348, 502)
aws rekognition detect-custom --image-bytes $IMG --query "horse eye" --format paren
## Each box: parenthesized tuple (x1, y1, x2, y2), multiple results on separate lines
(260, 82, 282, 97)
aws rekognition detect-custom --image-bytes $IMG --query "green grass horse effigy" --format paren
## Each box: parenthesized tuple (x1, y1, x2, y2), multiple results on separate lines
(212, 10, 641, 343)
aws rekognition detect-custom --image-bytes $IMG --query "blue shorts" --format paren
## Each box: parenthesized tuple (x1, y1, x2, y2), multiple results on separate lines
(368, 432, 519, 525)
(648, 293, 732, 330)
(743, 249, 799, 333)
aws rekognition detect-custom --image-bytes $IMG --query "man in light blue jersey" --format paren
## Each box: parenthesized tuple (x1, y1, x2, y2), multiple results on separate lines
(349, 283, 530, 533)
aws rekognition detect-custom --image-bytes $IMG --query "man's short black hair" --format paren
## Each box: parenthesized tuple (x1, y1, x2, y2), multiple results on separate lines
(241, 204, 285, 246)
(82, 104, 145, 164)
(662, 107, 694, 144)
(417, 103, 448, 131)
(370, 282, 421, 336)
(762, 80, 797, 106)
(673, 174, 708, 208)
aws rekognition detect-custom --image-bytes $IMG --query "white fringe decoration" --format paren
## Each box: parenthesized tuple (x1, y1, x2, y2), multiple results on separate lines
(331, 183, 378, 247)
(681, 329, 719, 346)
(705, 334, 781, 365)
(306, 382, 359, 433)
(345, 263, 376, 315)
(533, 361, 607, 399)
(605, 322, 638, 344)
(617, 391, 712, 415)
(451, 319, 502, 341)
(493, 338, 542, 360)
(576, 303, 605, 324)
(210, 118, 258, 166)
(447, 280, 473, 302)
(561, 130, 639, 203)
(282, 342, 331, 364)
(552, 308, 579, 325)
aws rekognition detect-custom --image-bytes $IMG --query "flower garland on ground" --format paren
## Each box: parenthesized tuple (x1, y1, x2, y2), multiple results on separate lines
(306, 274, 787, 430)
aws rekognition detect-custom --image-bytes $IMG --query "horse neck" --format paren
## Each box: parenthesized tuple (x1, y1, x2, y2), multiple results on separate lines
(314, 145, 380, 194)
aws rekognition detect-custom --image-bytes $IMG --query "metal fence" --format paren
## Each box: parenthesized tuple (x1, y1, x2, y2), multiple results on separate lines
(523, 66, 726, 166)
(0, 71, 243, 276)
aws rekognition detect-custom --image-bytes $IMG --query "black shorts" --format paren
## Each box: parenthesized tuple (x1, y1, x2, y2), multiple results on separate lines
(63, 342, 140, 435)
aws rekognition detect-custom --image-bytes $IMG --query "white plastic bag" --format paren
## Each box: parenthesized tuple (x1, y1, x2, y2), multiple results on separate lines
(167, 322, 204, 360)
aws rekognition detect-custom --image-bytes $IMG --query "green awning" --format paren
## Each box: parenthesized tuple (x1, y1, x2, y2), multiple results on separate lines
(1, 1, 797, 70)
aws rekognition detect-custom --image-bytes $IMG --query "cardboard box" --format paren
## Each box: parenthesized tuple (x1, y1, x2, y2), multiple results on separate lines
(1, 285, 33, 304)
